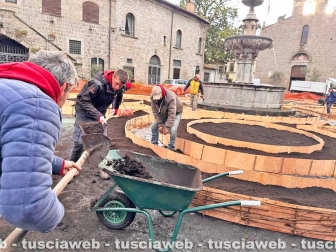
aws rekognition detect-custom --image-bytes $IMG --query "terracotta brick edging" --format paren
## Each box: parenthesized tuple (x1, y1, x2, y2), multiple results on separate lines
(125, 114, 336, 191)
(124, 114, 336, 242)
(186, 119, 324, 154)
(191, 187, 336, 241)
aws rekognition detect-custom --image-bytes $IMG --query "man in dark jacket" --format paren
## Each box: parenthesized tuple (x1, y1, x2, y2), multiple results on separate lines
(0, 50, 81, 233)
(150, 85, 183, 150)
(326, 87, 336, 114)
(182, 74, 204, 111)
(70, 69, 130, 179)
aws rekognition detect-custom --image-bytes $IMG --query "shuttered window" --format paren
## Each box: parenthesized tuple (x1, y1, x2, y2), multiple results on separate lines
(82, 1, 99, 24)
(42, 0, 61, 17)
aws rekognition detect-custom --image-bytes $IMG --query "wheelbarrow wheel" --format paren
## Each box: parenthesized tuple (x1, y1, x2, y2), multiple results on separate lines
(159, 210, 177, 217)
(96, 192, 136, 230)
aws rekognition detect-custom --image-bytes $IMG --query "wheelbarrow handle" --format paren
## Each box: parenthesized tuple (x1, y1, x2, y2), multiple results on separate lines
(241, 200, 261, 207)
(0, 151, 89, 252)
(202, 170, 243, 183)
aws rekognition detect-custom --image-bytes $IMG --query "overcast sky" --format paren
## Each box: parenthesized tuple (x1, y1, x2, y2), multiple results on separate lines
(168, 0, 295, 26)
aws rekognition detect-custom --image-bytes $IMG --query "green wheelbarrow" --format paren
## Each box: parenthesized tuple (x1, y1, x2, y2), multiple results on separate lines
(90, 150, 260, 252)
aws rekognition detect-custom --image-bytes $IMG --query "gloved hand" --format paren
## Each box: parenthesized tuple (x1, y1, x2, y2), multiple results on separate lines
(126, 82, 132, 90)
(98, 116, 107, 125)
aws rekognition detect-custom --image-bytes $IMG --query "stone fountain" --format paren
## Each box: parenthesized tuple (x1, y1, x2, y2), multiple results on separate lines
(199, 0, 292, 116)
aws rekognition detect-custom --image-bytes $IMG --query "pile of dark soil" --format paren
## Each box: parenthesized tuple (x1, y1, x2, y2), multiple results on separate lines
(106, 155, 153, 180)
(179, 120, 336, 160)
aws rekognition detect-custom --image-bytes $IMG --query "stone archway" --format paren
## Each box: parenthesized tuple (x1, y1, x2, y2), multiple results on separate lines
(0, 34, 29, 64)
(148, 55, 161, 84)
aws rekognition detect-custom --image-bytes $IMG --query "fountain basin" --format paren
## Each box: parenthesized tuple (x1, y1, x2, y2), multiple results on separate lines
(224, 35, 273, 51)
(198, 84, 293, 116)
(200, 83, 286, 110)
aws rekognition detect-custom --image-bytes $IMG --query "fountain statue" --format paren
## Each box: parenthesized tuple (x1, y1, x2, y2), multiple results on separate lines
(198, 0, 292, 116)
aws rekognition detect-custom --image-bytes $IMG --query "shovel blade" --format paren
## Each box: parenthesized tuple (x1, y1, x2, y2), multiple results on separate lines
(81, 134, 110, 167)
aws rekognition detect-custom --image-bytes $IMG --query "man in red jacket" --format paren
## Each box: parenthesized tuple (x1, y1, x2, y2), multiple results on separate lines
(70, 69, 132, 179)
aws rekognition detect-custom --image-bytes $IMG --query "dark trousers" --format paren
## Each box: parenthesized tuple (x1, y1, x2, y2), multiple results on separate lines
(327, 103, 332, 114)
(70, 141, 84, 162)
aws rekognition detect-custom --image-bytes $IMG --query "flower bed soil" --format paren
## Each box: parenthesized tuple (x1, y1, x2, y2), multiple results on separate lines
(104, 113, 336, 208)
(180, 120, 336, 160)
(191, 122, 318, 146)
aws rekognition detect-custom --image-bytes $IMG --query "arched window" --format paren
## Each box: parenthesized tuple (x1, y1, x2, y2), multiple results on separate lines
(125, 13, 135, 36)
(198, 37, 202, 54)
(175, 30, 182, 48)
(42, 0, 61, 17)
(82, 1, 99, 24)
(301, 25, 309, 44)
(148, 55, 161, 84)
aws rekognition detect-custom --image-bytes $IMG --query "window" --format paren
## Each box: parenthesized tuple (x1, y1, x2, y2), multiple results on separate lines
(91, 57, 104, 70)
(229, 63, 234, 72)
(125, 13, 135, 36)
(42, 0, 61, 17)
(204, 73, 210, 82)
(69, 40, 81, 55)
(219, 65, 224, 74)
(173, 60, 181, 79)
(198, 38, 202, 54)
(163, 36, 166, 46)
(127, 58, 132, 64)
(5, 0, 17, 3)
(175, 30, 182, 48)
(195, 65, 200, 75)
(82, 1, 99, 24)
(173, 60, 181, 67)
(300, 25, 309, 44)
(148, 55, 161, 84)
(173, 69, 180, 79)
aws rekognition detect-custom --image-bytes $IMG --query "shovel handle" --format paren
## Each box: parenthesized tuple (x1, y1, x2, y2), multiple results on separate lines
(0, 151, 89, 252)
(106, 113, 118, 121)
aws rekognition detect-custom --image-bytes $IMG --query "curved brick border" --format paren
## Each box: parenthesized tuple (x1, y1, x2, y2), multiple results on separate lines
(124, 114, 336, 241)
(125, 115, 336, 190)
(187, 119, 324, 154)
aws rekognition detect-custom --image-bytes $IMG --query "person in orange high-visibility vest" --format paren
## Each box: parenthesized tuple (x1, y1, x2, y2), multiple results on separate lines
(182, 74, 204, 111)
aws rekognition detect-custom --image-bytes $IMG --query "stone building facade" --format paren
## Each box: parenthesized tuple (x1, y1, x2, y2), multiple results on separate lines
(0, 0, 208, 83)
(255, 0, 336, 89)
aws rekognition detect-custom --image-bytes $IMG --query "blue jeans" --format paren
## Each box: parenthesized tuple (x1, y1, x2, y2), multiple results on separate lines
(151, 113, 182, 150)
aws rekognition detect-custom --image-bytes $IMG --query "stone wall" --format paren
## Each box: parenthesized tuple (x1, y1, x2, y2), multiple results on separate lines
(255, 0, 336, 89)
(0, 0, 207, 82)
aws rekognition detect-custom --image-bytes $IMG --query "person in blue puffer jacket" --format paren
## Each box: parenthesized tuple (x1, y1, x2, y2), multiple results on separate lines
(326, 87, 336, 114)
(0, 50, 81, 233)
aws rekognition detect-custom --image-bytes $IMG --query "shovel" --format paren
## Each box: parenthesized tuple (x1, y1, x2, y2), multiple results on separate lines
(1, 123, 110, 252)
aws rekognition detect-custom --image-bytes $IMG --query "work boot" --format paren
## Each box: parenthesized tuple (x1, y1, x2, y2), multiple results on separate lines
(94, 168, 110, 180)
